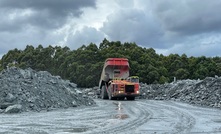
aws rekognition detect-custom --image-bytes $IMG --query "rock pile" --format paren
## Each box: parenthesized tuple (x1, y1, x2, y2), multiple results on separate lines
(0, 67, 95, 113)
(140, 77, 221, 108)
(81, 86, 100, 98)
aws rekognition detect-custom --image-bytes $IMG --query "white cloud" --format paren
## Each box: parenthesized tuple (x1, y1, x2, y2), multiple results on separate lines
(156, 33, 221, 57)
(66, 26, 105, 49)
(151, 0, 221, 35)
(101, 8, 166, 48)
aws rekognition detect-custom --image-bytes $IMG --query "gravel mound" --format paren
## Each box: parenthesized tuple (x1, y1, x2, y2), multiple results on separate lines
(0, 67, 95, 113)
(140, 77, 221, 108)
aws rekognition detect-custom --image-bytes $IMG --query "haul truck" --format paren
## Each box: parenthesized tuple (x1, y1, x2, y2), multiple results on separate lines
(98, 58, 140, 100)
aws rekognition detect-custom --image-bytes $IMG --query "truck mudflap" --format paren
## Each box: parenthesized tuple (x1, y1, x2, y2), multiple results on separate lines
(101, 84, 108, 99)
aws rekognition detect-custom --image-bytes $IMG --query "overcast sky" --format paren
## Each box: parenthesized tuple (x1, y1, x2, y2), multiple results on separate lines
(1, 0, 221, 58)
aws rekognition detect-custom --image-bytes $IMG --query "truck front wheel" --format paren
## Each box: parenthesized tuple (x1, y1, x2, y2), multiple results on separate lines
(108, 86, 116, 100)
(101, 86, 108, 99)
(108, 93, 116, 100)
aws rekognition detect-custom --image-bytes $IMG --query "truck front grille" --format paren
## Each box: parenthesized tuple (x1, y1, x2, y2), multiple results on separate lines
(125, 85, 134, 93)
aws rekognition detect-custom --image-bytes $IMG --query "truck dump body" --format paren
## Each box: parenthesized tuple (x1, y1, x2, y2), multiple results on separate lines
(99, 58, 139, 100)
(99, 58, 129, 86)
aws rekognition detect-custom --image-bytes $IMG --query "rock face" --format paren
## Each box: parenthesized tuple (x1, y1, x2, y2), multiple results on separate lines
(0, 67, 95, 113)
(140, 77, 221, 108)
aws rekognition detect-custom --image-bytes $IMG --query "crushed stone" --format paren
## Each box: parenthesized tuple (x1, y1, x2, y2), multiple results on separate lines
(139, 78, 221, 108)
(0, 67, 95, 113)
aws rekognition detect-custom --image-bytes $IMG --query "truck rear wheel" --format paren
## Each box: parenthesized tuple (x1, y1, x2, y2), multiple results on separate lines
(101, 86, 108, 99)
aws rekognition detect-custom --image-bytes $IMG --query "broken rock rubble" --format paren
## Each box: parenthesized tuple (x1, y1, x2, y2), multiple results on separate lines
(0, 67, 95, 114)
(139, 77, 221, 108)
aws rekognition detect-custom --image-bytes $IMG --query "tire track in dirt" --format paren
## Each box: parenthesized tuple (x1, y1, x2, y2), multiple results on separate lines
(89, 100, 195, 134)
(2, 100, 220, 134)
(137, 100, 196, 134)
(89, 100, 153, 134)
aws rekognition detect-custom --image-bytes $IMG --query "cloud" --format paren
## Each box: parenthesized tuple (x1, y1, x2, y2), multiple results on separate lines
(98, 0, 221, 56)
(66, 26, 105, 49)
(0, 0, 96, 32)
(0, 0, 96, 17)
(156, 33, 221, 57)
(0, 0, 96, 57)
(151, 0, 221, 35)
(101, 8, 165, 48)
(0, 26, 65, 55)
(1, 0, 221, 58)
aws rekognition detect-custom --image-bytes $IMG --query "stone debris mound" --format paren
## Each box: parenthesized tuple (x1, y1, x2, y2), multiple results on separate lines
(140, 77, 221, 108)
(0, 67, 95, 113)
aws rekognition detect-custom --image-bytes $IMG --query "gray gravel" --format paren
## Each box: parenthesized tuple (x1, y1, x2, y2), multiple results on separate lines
(0, 67, 95, 113)
(83, 76, 221, 109)
(0, 100, 220, 134)
(139, 77, 221, 108)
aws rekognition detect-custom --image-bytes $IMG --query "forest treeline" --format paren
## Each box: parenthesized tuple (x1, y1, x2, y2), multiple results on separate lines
(1, 38, 221, 87)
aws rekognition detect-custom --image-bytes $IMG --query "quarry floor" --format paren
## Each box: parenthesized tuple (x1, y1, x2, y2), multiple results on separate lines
(0, 99, 221, 134)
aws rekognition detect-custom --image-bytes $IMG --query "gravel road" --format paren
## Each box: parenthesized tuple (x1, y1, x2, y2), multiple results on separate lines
(0, 99, 221, 134)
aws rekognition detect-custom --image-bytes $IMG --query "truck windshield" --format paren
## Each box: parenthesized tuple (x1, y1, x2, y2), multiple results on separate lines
(131, 78, 139, 83)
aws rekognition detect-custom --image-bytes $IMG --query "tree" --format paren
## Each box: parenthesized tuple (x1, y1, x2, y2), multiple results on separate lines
(147, 70, 160, 84)
(174, 68, 189, 80)
(1, 39, 221, 87)
(99, 38, 110, 49)
(194, 66, 209, 79)
(159, 76, 169, 84)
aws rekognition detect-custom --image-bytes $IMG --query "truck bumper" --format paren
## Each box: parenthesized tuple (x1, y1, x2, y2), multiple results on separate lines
(113, 91, 140, 97)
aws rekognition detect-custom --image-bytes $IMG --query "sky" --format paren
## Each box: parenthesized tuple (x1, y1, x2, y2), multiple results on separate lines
(1, 0, 221, 58)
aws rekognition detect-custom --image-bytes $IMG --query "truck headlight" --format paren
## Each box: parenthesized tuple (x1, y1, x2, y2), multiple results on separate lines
(118, 91, 124, 93)
(136, 91, 140, 94)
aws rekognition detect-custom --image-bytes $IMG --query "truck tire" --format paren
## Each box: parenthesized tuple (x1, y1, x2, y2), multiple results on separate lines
(108, 93, 116, 100)
(108, 94, 112, 100)
(108, 86, 115, 100)
(101, 86, 108, 99)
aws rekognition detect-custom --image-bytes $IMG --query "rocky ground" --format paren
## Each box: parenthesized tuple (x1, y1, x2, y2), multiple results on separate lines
(1, 100, 221, 134)
(139, 77, 221, 108)
(1, 67, 221, 114)
(84, 77, 221, 109)
(0, 67, 95, 114)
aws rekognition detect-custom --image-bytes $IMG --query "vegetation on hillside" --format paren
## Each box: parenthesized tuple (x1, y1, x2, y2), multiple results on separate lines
(1, 38, 221, 87)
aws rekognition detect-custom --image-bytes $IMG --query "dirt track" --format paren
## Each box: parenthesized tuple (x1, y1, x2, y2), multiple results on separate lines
(0, 99, 221, 134)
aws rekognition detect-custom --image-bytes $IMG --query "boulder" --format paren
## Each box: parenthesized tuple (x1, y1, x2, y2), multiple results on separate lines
(5, 104, 22, 113)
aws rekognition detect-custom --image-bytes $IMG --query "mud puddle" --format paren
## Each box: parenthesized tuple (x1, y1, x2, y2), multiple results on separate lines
(113, 102, 129, 120)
